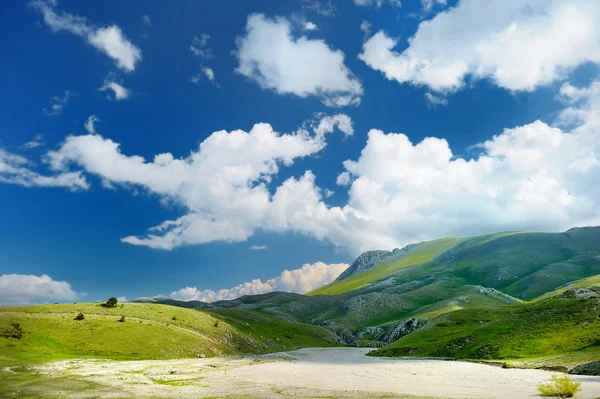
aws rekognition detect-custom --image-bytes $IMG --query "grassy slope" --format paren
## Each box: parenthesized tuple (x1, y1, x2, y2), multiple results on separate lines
(370, 296, 600, 365)
(309, 237, 464, 296)
(0, 302, 339, 368)
(534, 274, 600, 301)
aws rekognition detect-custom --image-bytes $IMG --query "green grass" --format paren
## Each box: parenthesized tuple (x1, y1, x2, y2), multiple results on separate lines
(309, 237, 464, 295)
(534, 274, 600, 301)
(0, 302, 339, 369)
(370, 297, 600, 364)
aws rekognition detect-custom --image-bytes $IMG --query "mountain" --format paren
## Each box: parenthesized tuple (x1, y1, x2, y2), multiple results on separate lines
(140, 227, 600, 351)
(5, 226, 599, 373)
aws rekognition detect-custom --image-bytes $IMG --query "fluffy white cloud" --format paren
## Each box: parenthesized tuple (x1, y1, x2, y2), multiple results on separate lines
(45, 114, 352, 250)
(85, 115, 100, 134)
(31, 0, 141, 72)
(235, 14, 363, 107)
(43, 90, 70, 116)
(304, 22, 318, 31)
(169, 261, 349, 302)
(0, 148, 88, 189)
(354, 0, 402, 8)
(39, 80, 600, 255)
(0, 274, 80, 305)
(359, 0, 600, 92)
(100, 77, 130, 100)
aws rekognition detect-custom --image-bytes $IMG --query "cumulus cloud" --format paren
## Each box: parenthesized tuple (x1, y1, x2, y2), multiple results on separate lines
(30, 0, 141, 72)
(304, 22, 318, 31)
(85, 115, 100, 134)
(45, 114, 352, 250)
(43, 90, 70, 116)
(100, 76, 130, 100)
(0, 148, 88, 189)
(0, 274, 80, 305)
(359, 0, 600, 93)
(38, 79, 600, 255)
(169, 261, 349, 302)
(235, 14, 363, 107)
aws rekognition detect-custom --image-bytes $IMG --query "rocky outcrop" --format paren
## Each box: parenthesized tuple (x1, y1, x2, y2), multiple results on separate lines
(336, 243, 421, 281)
(558, 287, 600, 299)
(570, 361, 600, 375)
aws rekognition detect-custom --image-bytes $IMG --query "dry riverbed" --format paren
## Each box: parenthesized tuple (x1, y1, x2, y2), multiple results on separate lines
(4, 348, 600, 398)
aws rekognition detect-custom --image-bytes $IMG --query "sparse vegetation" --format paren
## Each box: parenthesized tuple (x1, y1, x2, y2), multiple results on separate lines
(2, 321, 24, 339)
(102, 296, 119, 308)
(74, 312, 85, 321)
(537, 375, 581, 397)
(118, 315, 125, 322)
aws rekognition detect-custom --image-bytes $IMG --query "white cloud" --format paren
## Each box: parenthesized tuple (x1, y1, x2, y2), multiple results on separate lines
(39, 80, 600, 255)
(142, 15, 151, 26)
(190, 34, 212, 60)
(303, 0, 336, 17)
(0, 274, 80, 305)
(354, 0, 402, 8)
(249, 245, 268, 250)
(169, 261, 349, 302)
(45, 114, 352, 250)
(424, 92, 448, 108)
(23, 134, 45, 149)
(235, 14, 363, 107)
(0, 148, 88, 190)
(85, 115, 100, 134)
(324, 188, 334, 197)
(31, 0, 141, 72)
(100, 77, 130, 100)
(43, 90, 70, 116)
(421, 0, 446, 12)
(359, 0, 600, 92)
(304, 21, 318, 31)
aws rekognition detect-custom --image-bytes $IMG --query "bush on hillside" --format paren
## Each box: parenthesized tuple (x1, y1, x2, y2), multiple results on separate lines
(74, 313, 85, 321)
(538, 375, 581, 397)
(2, 321, 24, 339)
(118, 315, 125, 322)
(102, 297, 118, 308)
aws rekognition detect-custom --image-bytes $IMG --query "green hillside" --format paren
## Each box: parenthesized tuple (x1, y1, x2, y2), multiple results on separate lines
(369, 293, 600, 369)
(309, 237, 464, 295)
(0, 302, 339, 368)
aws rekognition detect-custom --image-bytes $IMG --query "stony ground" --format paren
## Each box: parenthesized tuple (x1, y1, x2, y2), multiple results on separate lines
(4, 348, 600, 398)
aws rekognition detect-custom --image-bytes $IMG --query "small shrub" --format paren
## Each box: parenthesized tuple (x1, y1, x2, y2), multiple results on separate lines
(2, 321, 24, 339)
(537, 375, 581, 397)
(214, 321, 219, 328)
(172, 317, 177, 321)
(102, 297, 118, 308)
(118, 315, 125, 322)
(74, 313, 85, 321)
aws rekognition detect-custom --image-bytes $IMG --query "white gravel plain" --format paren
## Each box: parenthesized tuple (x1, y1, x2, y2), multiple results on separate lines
(25, 347, 600, 398)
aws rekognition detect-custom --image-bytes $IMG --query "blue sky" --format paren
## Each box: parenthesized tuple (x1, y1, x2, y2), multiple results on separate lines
(1, 0, 600, 305)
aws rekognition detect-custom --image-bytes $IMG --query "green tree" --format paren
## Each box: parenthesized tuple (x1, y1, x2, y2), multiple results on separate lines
(102, 297, 118, 308)
(74, 313, 85, 321)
